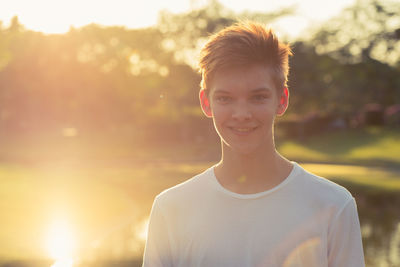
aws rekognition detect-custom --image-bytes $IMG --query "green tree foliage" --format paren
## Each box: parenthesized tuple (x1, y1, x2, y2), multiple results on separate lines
(292, 0, 400, 116)
(0, 2, 292, 142)
(288, 41, 400, 117)
(157, 0, 293, 67)
(311, 0, 400, 66)
(0, 20, 200, 138)
(0, 1, 399, 148)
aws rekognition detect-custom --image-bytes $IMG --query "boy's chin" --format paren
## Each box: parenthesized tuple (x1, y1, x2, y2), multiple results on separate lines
(222, 142, 264, 156)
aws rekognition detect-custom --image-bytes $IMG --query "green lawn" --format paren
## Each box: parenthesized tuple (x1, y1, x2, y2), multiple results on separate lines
(277, 127, 400, 167)
(302, 163, 400, 192)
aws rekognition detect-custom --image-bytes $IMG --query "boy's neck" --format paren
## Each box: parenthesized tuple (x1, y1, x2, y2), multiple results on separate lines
(214, 142, 293, 194)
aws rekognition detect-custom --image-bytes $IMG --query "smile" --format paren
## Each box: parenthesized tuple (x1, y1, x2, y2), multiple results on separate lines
(229, 126, 257, 134)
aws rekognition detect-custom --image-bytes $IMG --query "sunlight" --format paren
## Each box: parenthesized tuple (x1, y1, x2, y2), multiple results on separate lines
(389, 222, 400, 265)
(51, 258, 74, 267)
(0, 0, 190, 34)
(0, 0, 355, 36)
(283, 237, 321, 267)
(46, 219, 76, 260)
(136, 217, 150, 242)
(270, 16, 309, 39)
(62, 127, 78, 137)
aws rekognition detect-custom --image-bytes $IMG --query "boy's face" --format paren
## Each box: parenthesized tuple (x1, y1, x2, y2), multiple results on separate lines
(200, 64, 288, 155)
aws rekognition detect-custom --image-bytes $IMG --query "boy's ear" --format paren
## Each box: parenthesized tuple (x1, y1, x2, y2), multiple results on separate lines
(199, 89, 212, 118)
(276, 87, 289, 116)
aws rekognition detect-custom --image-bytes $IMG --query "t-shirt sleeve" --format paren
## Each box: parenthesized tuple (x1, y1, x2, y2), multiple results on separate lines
(327, 197, 365, 267)
(142, 197, 173, 267)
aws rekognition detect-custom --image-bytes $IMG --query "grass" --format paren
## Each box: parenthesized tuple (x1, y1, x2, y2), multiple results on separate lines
(277, 127, 400, 167)
(1, 127, 398, 166)
(302, 163, 400, 193)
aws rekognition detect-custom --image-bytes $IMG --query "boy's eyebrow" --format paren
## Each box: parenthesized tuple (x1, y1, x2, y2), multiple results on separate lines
(251, 87, 273, 93)
(213, 89, 231, 94)
(213, 87, 273, 94)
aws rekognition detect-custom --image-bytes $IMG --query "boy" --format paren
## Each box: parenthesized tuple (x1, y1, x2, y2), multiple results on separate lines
(142, 21, 365, 267)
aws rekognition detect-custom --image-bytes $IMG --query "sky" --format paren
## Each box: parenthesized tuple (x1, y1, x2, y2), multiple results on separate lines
(0, 0, 356, 39)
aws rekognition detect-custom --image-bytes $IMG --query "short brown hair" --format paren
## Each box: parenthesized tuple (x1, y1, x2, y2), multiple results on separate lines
(198, 21, 292, 92)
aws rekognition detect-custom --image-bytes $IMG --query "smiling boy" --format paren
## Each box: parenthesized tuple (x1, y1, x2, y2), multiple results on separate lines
(142, 21, 365, 267)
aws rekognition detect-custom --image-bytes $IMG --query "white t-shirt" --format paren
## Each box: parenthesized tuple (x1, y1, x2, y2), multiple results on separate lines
(143, 162, 365, 267)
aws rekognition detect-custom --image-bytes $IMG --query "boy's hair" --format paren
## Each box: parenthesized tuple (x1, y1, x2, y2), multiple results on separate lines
(198, 21, 292, 93)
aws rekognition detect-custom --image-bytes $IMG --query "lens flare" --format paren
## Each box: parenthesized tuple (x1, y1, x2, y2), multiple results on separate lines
(45, 219, 76, 260)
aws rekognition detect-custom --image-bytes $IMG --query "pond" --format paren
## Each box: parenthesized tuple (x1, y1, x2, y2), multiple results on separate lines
(356, 190, 400, 267)
(0, 162, 399, 267)
(72, 164, 400, 267)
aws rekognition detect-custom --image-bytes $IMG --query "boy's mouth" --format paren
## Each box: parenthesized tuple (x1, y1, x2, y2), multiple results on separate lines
(228, 126, 257, 134)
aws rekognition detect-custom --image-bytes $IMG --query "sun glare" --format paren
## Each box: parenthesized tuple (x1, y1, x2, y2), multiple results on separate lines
(51, 259, 74, 267)
(136, 218, 150, 242)
(1, 0, 355, 37)
(46, 219, 76, 260)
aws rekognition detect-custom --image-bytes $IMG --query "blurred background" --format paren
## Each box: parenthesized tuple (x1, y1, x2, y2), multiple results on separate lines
(0, 0, 399, 266)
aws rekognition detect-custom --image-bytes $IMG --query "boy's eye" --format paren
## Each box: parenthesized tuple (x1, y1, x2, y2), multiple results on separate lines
(251, 94, 269, 101)
(215, 96, 232, 103)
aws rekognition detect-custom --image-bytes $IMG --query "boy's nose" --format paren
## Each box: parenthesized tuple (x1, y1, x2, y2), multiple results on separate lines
(231, 102, 252, 120)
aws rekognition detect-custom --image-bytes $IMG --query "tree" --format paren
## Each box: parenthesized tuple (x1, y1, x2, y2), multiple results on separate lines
(311, 0, 400, 66)
(157, 0, 293, 68)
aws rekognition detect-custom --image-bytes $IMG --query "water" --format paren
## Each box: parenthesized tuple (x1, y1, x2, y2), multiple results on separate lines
(357, 191, 400, 267)
(74, 190, 400, 267)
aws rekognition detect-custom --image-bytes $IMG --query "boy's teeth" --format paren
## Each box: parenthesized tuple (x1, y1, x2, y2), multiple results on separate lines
(235, 128, 251, 132)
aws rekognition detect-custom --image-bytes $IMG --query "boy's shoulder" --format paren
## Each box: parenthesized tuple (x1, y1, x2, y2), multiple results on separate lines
(294, 163, 354, 207)
(154, 166, 213, 205)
